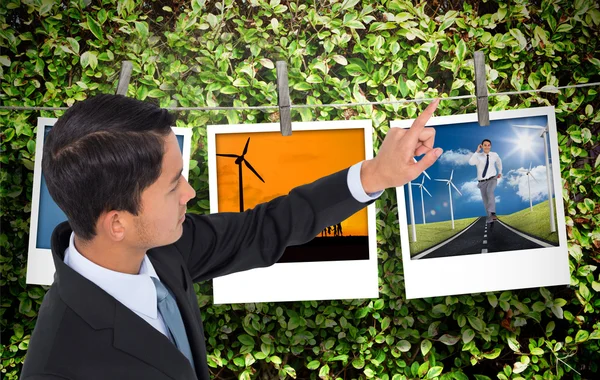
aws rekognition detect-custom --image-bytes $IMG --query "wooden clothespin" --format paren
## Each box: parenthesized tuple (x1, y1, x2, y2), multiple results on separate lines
(276, 61, 292, 136)
(115, 61, 133, 96)
(473, 51, 489, 126)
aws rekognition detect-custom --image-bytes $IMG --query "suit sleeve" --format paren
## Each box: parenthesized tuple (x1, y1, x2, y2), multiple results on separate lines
(173, 167, 375, 283)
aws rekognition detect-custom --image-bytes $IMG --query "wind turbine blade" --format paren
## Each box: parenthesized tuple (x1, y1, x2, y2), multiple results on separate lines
(423, 170, 431, 180)
(243, 159, 265, 182)
(450, 169, 454, 181)
(421, 176, 425, 185)
(512, 124, 545, 130)
(433, 179, 447, 182)
(529, 162, 532, 171)
(411, 183, 420, 187)
(530, 173, 538, 182)
(216, 153, 239, 158)
(450, 181, 462, 195)
(423, 186, 432, 197)
(242, 137, 251, 155)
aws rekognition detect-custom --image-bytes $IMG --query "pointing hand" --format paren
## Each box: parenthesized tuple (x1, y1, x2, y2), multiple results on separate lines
(360, 99, 443, 193)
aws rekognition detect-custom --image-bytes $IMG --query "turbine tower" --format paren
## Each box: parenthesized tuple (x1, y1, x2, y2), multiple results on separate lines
(524, 162, 538, 211)
(434, 169, 462, 229)
(512, 124, 555, 232)
(216, 137, 265, 212)
(411, 175, 432, 224)
(408, 158, 430, 242)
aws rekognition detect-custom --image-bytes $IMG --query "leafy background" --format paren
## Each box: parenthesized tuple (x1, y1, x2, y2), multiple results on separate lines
(1, 0, 599, 379)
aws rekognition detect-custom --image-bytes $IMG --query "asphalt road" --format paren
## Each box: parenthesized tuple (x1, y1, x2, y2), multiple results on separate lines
(420, 217, 544, 259)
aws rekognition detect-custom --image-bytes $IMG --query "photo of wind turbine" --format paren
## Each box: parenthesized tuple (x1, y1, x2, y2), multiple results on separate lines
(434, 169, 462, 229)
(216, 137, 265, 212)
(391, 108, 568, 300)
(391, 108, 564, 262)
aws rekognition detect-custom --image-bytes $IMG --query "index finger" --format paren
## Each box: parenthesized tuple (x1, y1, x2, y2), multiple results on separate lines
(404, 98, 440, 146)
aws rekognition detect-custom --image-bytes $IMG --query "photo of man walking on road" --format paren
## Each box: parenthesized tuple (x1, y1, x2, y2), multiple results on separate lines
(469, 139, 502, 227)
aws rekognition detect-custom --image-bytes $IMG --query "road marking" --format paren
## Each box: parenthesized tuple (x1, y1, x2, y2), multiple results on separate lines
(483, 240, 487, 244)
(482, 248, 488, 253)
(496, 220, 553, 248)
(484, 234, 487, 237)
(413, 218, 482, 260)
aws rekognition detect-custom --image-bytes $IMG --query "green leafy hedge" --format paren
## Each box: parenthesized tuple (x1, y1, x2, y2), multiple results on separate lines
(1, 0, 599, 379)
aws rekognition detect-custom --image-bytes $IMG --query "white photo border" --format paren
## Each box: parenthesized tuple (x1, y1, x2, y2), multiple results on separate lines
(390, 106, 569, 299)
(26, 117, 192, 285)
(207, 120, 378, 304)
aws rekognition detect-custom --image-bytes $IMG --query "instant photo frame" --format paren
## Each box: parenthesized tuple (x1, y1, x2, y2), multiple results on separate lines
(26, 117, 192, 285)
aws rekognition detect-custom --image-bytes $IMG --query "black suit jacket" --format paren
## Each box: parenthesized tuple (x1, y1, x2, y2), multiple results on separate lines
(21, 168, 375, 379)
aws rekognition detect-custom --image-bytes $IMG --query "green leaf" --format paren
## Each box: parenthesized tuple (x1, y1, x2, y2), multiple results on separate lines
(332, 55, 348, 66)
(0, 55, 10, 66)
(135, 21, 149, 39)
(398, 340, 411, 352)
(307, 360, 320, 370)
(482, 348, 501, 359)
(220, 86, 239, 94)
(238, 334, 254, 346)
(147, 89, 166, 98)
(87, 16, 104, 40)
(67, 37, 80, 55)
(319, 364, 330, 378)
(462, 328, 475, 343)
(531, 347, 544, 355)
(456, 39, 466, 62)
(467, 316, 484, 332)
(39, 0, 54, 16)
(575, 330, 589, 343)
(259, 58, 274, 69)
(439, 334, 460, 345)
(80, 51, 98, 70)
(341, 0, 360, 11)
(421, 339, 432, 356)
(427, 366, 443, 379)
(513, 361, 528, 374)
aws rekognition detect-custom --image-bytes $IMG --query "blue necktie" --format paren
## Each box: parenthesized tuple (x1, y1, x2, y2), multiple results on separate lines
(482, 154, 489, 178)
(152, 277, 194, 367)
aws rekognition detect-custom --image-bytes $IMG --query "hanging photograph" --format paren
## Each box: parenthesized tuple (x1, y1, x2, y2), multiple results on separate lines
(208, 120, 378, 304)
(392, 107, 569, 299)
(26, 117, 192, 285)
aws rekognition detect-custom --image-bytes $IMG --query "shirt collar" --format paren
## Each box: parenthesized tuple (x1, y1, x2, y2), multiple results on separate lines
(63, 232, 159, 319)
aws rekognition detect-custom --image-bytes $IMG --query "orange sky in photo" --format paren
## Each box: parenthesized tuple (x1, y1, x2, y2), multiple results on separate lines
(215, 128, 368, 237)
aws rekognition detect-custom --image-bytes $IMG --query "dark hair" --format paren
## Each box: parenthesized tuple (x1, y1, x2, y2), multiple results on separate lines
(481, 139, 492, 145)
(43, 94, 175, 241)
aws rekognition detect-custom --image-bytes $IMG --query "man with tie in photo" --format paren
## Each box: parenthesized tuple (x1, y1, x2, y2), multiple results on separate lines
(21, 95, 442, 379)
(469, 139, 503, 227)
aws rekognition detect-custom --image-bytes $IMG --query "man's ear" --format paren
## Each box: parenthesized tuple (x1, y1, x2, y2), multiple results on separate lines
(99, 211, 127, 242)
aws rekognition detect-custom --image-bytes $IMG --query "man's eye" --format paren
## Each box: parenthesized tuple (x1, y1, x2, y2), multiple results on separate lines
(170, 184, 178, 192)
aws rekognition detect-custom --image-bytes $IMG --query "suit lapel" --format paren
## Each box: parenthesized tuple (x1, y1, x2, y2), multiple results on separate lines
(113, 303, 196, 379)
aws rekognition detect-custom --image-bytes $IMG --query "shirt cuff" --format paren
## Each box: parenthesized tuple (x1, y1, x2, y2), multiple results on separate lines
(347, 161, 384, 203)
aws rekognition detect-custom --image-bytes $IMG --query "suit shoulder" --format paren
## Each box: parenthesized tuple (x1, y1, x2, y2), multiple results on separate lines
(21, 287, 69, 377)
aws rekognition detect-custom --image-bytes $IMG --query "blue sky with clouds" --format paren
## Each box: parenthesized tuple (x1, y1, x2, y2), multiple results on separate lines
(403, 114, 557, 224)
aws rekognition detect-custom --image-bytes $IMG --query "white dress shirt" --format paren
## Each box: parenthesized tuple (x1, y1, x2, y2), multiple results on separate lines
(468, 152, 502, 180)
(63, 160, 382, 335)
(64, 232, 171, 338)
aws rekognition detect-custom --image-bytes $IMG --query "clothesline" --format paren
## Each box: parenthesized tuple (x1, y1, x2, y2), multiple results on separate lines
(1, 82, 598, 111)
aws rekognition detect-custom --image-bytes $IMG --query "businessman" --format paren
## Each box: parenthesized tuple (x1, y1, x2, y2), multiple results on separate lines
(21, 94, 442, 379)
(469, 139, 503, 226)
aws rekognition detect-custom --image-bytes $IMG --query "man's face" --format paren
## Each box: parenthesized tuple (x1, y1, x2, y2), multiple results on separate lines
(482, 141, 491, 154)
(130, 132, 196, 249)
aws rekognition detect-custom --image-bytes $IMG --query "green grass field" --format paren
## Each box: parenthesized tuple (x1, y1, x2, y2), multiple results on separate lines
(498, 200, 559, 244)
(408, 217, 478, 256)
